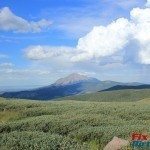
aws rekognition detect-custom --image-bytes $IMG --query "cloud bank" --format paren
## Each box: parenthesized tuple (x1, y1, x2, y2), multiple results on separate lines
(24, 45, 75, 60)
(25, 0, 150, 65)
(73, 4, 150, 64)
(72, 18, 133, 62)
(0, 7, 51, 33)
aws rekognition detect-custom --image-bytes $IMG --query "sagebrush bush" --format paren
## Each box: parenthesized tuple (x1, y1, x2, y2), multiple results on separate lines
(0, 97, 150, 150)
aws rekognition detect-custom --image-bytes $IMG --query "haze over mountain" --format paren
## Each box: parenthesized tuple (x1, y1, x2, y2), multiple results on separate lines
(0, 85, 42, 93)
(0, 73, 147, 100)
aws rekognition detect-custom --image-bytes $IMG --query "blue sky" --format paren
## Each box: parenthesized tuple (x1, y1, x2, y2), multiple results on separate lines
(0, 0, 150, 89)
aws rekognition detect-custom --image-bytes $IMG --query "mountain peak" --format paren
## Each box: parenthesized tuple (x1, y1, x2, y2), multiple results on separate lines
(54, 73, 90, 86)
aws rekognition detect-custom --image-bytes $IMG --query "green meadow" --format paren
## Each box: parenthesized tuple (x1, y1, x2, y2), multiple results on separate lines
(0, 89, 150, 150)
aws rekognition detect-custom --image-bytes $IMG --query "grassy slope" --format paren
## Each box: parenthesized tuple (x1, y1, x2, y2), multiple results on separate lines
(0, 94, 150, 150)
(55, 89, 150, 102)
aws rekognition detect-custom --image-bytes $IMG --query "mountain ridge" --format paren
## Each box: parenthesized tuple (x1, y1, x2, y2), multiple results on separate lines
(0, 73, 147, 100)
(101, 84, 150, 92)
(53, 73, 97, 86)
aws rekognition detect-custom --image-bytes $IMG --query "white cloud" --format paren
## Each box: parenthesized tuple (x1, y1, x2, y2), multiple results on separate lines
(71, 3, 150, 64)
(146, 0, 150, 7)
(24, 0, 150, 65)
(24, 45, 75, 60)
(0, 7, 52, 33)
(72, 18, 133, 62)
(0, 67, 54, 87)
(131, 7, 150, 64)
(139, 45, 150, 64)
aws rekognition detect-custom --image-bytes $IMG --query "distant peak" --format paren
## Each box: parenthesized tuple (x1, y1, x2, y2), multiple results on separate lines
(54, 73, 90, 86)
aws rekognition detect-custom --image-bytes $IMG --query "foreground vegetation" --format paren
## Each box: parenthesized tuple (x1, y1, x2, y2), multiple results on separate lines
(0, 93, 150, 150)
(56, 89, 150, 102)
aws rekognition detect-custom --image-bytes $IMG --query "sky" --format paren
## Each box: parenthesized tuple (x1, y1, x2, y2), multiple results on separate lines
(0, 0, 150, 89)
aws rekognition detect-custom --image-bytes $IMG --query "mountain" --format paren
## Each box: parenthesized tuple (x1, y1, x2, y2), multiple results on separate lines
(1, 73, 100, 100)
(0, 73, 144, 100)
(101, 84, 150, 91)
(54, 73, 94, 86)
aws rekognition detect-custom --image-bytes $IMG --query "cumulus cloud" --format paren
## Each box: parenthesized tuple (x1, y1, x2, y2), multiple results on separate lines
(0, 7, 51, 33)
(24, 45, 75, 60)
(72, 18, 133, 62)
(130, 7, 150, 64)
(71, 1, 150, 64)
(24, 0, 150, 65)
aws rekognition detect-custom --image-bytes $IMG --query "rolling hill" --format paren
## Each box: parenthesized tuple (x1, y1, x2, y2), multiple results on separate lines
(101, 84, 150, 91)
(55, 88, 150, 102)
